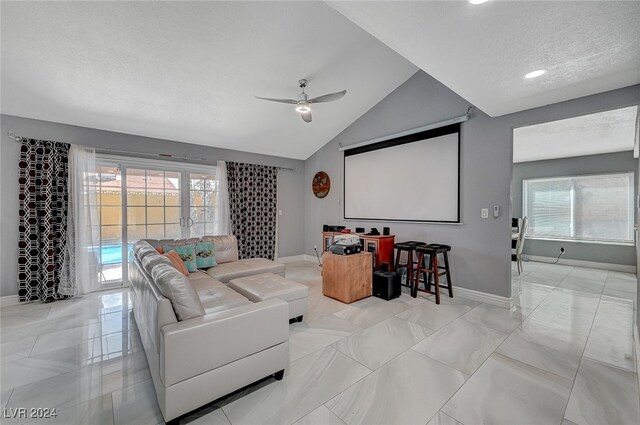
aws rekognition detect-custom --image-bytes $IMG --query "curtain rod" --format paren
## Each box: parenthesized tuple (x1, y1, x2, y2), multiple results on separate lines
(96, 147, 210, 162)
(7, 131, 21, 141)
(98, 148, 298, 171)
(338, 108, 472, 152)
(7, 131, 297, 171)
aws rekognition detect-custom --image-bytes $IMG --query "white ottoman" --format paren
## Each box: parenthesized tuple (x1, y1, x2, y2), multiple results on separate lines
(229, 273, 309, 322)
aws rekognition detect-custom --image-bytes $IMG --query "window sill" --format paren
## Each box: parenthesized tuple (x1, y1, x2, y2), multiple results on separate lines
(525, 236, 634, 247)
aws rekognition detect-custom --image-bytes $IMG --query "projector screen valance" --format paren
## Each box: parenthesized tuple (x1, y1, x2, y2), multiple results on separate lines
(343, 123, 460, 223)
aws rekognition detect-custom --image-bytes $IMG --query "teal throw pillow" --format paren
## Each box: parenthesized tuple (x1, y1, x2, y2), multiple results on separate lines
(195, 241, 217, 269)
(163, 244, 197, 273)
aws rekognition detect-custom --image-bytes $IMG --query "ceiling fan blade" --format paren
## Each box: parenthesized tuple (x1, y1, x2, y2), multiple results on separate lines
(308, 90, 346, 104)
(255, 96, 298, 104)
(300, 111, 312, 123)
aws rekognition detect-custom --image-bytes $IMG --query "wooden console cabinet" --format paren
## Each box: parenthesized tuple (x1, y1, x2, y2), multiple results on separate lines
(322, 252, 372, 304)
(322, 232, 395, 271)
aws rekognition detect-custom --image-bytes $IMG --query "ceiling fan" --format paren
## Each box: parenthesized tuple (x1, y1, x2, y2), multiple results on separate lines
(255, 79, 346, 123)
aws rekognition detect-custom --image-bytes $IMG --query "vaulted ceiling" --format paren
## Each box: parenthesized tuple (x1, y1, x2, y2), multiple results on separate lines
(2, 1, 638, 160)
(328, 0, 640, 117)
(0, 1, 417, 160)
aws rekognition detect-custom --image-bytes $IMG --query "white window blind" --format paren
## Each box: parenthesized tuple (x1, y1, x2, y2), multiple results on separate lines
(523, 172, 634, 244)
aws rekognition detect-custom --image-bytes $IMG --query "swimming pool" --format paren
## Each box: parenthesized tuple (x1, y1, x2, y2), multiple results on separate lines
(95, 244, 134, 264)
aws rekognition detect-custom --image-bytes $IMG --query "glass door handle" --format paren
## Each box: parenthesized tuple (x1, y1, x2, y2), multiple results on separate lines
(187, 217, 194, 227)
(179, 217, 184, 227)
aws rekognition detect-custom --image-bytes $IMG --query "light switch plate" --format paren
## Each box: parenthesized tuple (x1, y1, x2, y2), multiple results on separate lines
(481, 208, 489, 219)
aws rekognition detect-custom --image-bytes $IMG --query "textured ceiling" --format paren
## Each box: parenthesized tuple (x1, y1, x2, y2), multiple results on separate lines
(327, 0, 640, 117)
(513, 106, 638, 163)
(1, 1, 417, 159)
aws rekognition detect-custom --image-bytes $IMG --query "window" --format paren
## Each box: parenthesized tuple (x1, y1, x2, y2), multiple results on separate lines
(523, 172, 634, 244)
(94, 155, 217, 285)
(189, 172, 218, 237)
(126, 168, 183, 240)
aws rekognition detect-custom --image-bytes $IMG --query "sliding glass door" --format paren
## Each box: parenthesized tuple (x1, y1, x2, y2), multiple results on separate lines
(126, 168, 183, 241)
(189, 172, 218, 237)
(95, 163, 124, 285)
(94, 155, 217, 286)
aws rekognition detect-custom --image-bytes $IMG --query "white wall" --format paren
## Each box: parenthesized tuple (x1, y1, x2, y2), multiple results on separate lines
(304, 71, 640, 298)
(0, 114, 305, 297)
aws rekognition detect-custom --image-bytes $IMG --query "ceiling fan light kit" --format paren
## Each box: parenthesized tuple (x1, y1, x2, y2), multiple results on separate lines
(255, 78, 347, 123)
(295, 101, 311, 114)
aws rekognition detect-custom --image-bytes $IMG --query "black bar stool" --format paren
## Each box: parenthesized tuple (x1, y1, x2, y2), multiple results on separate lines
(413, 244, 453, 304)
(394, 241, 426, 288)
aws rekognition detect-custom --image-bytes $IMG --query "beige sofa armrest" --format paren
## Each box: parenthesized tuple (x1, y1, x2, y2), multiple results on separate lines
(159, 298, 289, 387)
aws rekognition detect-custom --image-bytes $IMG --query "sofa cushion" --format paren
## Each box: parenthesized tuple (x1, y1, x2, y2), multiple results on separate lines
(145, 235, 239, 264)
(144, 239, 175, 252)
(187, 273, 252, 314)
(186, 270, 213, 282)
(135, 242, 160, 260)
(195, 241, 217, 269)
(132, 240, 148, 254)
(141, 252, 173, 276)
(163, 244, 198, 273)
(151, 263, 205, 321)
(205, 258, 285, 283)
(145, 238, 199, 252)
(202, 235, 238, 264)
(228, 273, 309, 303)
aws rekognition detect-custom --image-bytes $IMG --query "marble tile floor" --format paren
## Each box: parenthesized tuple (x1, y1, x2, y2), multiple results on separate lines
(0, 260, 638, 425)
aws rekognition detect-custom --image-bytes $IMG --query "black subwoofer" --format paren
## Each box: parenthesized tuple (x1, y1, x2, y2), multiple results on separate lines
(373, 270, 401, 301)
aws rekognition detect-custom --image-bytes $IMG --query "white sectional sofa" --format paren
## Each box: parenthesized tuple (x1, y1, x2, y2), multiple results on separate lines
(129, 235, 290, 424)
(145, 234, 287, 283)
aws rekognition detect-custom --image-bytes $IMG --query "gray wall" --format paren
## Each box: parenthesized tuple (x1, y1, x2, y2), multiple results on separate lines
(637, 155, 640, 329)
(304, 70, 640, 298)
(513, 151, 637, 266)
(0, 114, 305, 297)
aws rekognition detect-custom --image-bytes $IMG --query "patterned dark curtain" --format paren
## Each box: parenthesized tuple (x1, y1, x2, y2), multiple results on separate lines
(17, 138, 71, 302)
(226, 162, 278, 260)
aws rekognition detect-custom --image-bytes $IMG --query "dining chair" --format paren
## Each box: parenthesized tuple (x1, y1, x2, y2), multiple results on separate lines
(512, 216, 528, 275)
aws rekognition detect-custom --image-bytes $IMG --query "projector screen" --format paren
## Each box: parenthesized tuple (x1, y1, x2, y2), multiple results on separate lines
(343, 123, 460, 223)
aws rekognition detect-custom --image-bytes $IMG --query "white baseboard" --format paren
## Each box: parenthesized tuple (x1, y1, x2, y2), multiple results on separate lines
(453, 286, 512, 309)
(276, 255, 512, 308)
(524, 255, 636, 274)
(0, 295, 20, 307)
(276, 254, 317, 264)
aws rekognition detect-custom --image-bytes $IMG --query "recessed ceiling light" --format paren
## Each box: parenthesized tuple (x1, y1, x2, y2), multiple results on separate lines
(469, 0, 489, 4)
(524, 69, 547, 79)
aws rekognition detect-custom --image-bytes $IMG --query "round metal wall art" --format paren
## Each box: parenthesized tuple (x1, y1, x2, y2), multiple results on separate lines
(312, 171, 331, 198)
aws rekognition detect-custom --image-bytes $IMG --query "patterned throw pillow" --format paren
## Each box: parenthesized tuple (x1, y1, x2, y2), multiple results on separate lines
(163, 251, 189, 276)
(195, 241, 217, 269)
(163, 244, 197, 273)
